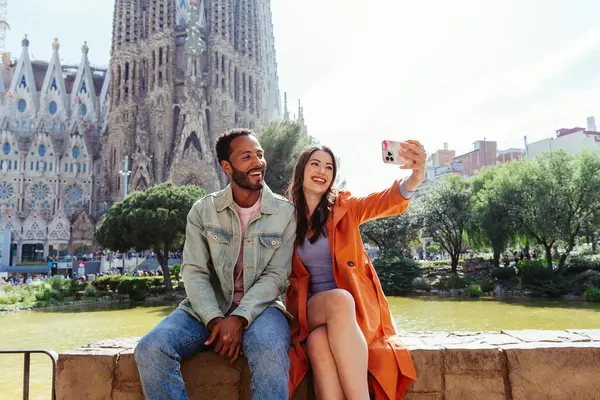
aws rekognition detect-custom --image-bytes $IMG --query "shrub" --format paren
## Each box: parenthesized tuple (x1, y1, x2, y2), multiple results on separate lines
(479, 278, 494, 293)
(518, 261, 552, 283)
(69, 279, 86, 294)
(411, 277, 431, 291)
(49, 289, 63, 300)
(116, 277, 166, 301)
(568, 256, 600, 274)
(568, 270, 600, 294)
(83, 285, 97, 297)
(467, 284, 482, 298)
(518, 260, 568, 297)
(373, 257, 422, 295)
(438, 274, 470, 290)
(35, 290, 52, 301)
(491, 267, 517, 280)
(92, 275, 126, 291)
(171, 264, 181, 281)
(583, 287, 600, 302)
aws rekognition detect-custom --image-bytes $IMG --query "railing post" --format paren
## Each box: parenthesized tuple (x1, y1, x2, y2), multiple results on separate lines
(23, 352, 30, 400)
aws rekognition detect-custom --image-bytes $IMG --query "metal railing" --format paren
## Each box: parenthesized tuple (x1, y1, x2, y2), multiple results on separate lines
(0, 349, 58, 400)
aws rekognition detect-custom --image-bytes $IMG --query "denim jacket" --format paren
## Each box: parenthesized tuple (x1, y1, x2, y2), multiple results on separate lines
(178, 184, 296, 328)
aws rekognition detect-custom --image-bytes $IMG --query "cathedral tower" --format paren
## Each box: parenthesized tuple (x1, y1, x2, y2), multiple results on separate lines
(104, 0, 281, 203)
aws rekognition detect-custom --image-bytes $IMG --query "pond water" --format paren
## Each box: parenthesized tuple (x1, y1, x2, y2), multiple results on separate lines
(1, 297, 599, 399)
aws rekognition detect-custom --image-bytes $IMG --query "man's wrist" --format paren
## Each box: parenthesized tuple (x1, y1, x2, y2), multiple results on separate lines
(231, 315, 248, 328)
(207, 317, 224, 331)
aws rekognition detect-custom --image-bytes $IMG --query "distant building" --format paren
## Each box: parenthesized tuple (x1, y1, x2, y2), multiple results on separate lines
(414, 140, 523, 201)
(428, 142, 455, 169)
(452, 139, 497, 176)
(527, 117, 600, 158)
(497, 148, 524, 164)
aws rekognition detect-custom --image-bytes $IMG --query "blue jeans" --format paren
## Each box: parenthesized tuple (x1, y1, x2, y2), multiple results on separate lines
(134, 307, 290, 400)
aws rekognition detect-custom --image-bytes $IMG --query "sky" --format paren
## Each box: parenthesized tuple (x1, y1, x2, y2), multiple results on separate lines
(7, 0, 600, 195)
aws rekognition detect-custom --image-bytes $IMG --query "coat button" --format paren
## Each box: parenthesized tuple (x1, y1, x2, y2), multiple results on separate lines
(348, 261, 354, 267)
(271, 240, 277, 246)
(212, 235, 218, 240)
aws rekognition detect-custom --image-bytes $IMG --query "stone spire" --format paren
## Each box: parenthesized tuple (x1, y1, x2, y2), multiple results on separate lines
(283, 92, 290, 121)
(40, 36, 69, 128)
(297, 99, 307, 135)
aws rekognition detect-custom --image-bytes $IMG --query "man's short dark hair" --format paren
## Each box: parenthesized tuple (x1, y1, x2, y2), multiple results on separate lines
(215, 128, 255, 163)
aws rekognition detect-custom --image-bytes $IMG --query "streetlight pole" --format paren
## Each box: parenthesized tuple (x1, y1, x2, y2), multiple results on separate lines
(119, 155, 131, 199)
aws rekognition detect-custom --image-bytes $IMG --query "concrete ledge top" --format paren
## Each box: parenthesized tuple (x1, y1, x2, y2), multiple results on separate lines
(62, 329, 600, 356)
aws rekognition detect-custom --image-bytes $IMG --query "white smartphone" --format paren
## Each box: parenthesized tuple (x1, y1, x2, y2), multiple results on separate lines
(382, 140, 406, 165)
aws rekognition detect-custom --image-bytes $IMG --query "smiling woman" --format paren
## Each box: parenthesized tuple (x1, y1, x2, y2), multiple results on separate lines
(285, 142, 427, 399)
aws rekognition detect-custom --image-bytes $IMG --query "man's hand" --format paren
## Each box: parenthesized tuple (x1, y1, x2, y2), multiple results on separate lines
(205, 315, 247, 363)
(205, 317, 225, 354)
(399, 140, 427, 191)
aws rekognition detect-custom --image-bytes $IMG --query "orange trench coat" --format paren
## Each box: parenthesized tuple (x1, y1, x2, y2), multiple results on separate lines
(286, 180, 417, 399)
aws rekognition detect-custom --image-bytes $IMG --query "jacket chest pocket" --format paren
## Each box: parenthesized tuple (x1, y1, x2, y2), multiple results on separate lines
(203, 226, 230, 267)
(258, 234, 282, 269)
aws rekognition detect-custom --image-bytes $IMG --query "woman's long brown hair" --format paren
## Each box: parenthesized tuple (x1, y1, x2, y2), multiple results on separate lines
(287, 146, 338, 247)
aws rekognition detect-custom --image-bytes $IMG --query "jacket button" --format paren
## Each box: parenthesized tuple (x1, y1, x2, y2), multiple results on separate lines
(348, 261, 354, 267)
(212, 235, 218, 240)
(271, 240, 276, 246)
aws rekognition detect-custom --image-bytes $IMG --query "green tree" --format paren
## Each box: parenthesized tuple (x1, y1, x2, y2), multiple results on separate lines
(360, 211, 419, 259)
(415, 175, 471, 273)
(468, 165, 520, 267)
(96, 183, 205, 290)
(259, 120, 314, 195)
(509, 151, 600, 269)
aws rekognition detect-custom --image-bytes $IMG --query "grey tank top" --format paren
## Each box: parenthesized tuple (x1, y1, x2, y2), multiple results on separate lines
(296, 234, 338, 297)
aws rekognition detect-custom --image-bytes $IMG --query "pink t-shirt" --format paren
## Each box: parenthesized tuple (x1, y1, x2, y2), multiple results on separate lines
(232, 199, 261, 306)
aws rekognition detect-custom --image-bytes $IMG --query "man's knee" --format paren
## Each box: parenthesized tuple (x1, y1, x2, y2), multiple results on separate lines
(244, 310, 290, 368)
(135, 329, 173, 365)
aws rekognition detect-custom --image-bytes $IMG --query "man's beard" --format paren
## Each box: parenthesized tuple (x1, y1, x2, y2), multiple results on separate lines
(231, 165, 265, 191)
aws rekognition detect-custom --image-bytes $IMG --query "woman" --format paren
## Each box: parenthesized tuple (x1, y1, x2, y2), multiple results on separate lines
(286, 141, 426, 400)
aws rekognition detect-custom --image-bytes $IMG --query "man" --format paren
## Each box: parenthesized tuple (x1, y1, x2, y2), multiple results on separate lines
(135, 129, 296, 400)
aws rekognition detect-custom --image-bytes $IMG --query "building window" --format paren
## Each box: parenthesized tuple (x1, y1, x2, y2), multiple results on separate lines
(39, 144, 46, 157)
(50, 162, 53, 172)
(65, 163, 68, 172)
(73, 146, 80, 159)
(49, 101, 58, 115)
(18, 99, 27, 113)
(30, 161, 33, 170)
(2, 143, 9, 155)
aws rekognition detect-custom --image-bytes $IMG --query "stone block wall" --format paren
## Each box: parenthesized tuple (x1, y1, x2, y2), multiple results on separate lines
(56, 330, 600, 400)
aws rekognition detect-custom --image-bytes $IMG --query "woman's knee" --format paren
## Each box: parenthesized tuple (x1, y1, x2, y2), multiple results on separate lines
(324, 289, 356, 317)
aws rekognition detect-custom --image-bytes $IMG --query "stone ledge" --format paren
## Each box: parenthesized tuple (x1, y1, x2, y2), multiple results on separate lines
(56, 330, 600, 400)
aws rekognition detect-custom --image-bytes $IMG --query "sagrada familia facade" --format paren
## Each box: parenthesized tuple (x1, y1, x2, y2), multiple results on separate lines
(0, 0, 292, 263)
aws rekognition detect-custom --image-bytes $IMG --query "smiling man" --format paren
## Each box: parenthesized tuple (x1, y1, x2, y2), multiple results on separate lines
(134, 128, 296, 400)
